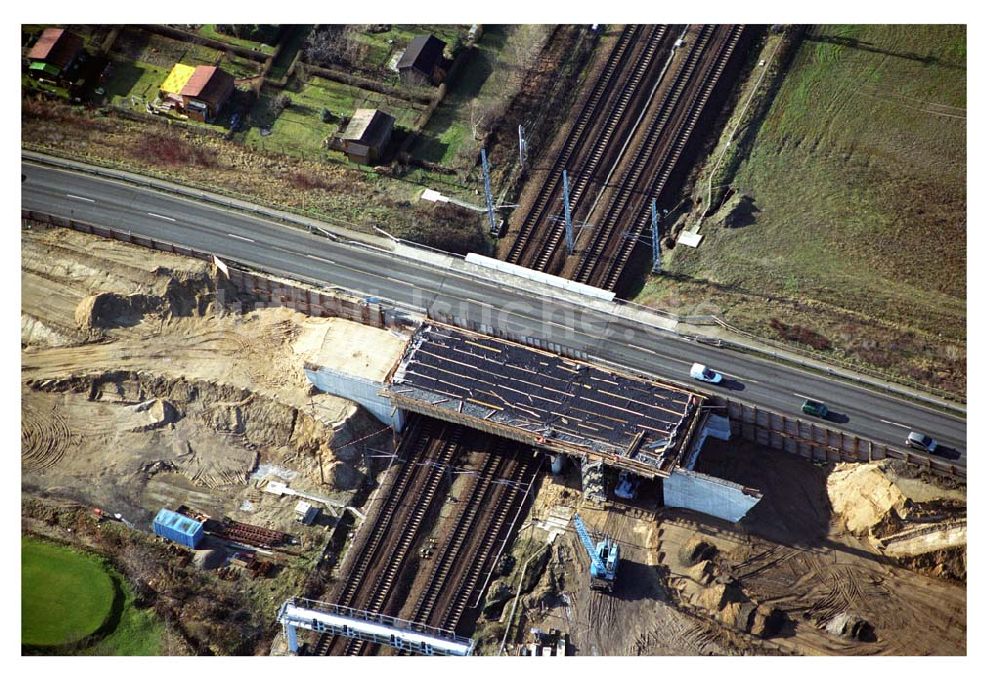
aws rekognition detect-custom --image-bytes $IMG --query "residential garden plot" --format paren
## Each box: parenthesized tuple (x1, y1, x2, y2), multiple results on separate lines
(410, 25, 551, 171)
(102, 57, 170, 106)
(111, 28, 262, 86)
(22, 24, 112, 52)
(639, 25, 966, 394)
(245, 76, 425, 159)
(196, 24, 279, 55)
(317, 24, 467, 79)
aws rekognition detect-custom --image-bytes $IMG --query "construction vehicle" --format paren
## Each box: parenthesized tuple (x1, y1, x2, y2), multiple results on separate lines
(572, 514, 620, 592)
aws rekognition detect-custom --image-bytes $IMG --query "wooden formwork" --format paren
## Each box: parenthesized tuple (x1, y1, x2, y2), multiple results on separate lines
(723, 399, 965, 480)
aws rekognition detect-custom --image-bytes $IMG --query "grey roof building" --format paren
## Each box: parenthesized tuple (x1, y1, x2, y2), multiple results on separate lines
(329, 108, 395, 164)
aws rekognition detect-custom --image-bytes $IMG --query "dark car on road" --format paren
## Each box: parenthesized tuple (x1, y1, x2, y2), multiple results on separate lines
(801, 399, 828, 418)
(905, 431, 939, 455)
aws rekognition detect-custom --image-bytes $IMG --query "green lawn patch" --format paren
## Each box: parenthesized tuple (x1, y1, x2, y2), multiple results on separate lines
(22, 74, 71, 100)
(104, 57, 169, 106)
(22, 537, 115, 647)
(22, 536, 167, 655)
(78, 570, 164, 656)
(198, 24, 276, 55)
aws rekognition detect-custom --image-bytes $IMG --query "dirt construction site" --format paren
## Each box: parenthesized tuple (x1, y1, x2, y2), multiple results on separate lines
(22, 224, 408, 531)
(21, 224, 966, 656)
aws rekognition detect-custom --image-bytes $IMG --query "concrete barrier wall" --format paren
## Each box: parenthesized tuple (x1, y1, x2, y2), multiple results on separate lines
(723, 398, 966, 480)
(305, 364, 403, 431)
(662, 468, 761, 523)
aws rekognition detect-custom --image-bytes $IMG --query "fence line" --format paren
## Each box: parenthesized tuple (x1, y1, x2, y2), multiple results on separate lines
(723, 398, 965, 480)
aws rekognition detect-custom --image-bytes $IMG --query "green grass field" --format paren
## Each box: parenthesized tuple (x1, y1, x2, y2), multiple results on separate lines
(22, 537, 115, 647)
(640, 25, 966, 393)
(77, 571, 164, 656)
(22, 537, 165, 654)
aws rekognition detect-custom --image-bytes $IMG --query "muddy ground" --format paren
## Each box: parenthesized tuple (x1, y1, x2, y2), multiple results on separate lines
(21, 224, 410, 589)
(481, 443, 966, 656)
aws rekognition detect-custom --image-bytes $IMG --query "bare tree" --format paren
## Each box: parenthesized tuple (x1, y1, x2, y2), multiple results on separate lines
(118, 539, 159, 596)
(469, 98, 504, 141)
(304, 25, 369, 69)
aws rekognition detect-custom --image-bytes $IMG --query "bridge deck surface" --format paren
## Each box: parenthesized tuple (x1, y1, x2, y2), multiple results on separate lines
(388, 324, 704, 472)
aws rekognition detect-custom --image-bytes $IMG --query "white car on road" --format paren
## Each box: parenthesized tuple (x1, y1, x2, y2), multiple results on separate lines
(690, 363, 723, 384)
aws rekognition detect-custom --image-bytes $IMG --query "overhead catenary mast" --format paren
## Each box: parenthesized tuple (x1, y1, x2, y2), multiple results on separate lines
(481, 148, 499, 236)
(650, 198, 663, 274)
(562, 169, 574, 256)
(518, 124, 528, 168)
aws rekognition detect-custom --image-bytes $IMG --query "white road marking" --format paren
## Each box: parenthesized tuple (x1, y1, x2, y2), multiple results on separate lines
(792, 392, 822, 401)
(654, 353, 695, 367)
(226, 233, 255, 243)
(385, 276, 414, 287)
(147, 212, 176, 222)
(627, 343, 656, 355)
(879, 418, 912, 430)
(65, 194, 95, 203)
(718, 371, 759, 384)
(306, 254, 336, 265)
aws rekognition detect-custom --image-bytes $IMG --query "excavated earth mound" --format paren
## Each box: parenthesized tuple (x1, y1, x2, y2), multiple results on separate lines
(827, 463, 909, 535)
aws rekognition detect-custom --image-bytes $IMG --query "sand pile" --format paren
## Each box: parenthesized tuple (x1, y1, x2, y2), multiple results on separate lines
(73, 270, 218, 333)
(827, 463, 909, 535)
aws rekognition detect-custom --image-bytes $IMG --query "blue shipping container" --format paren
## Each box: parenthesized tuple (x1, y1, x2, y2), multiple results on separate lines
(153, 508, 204, 548)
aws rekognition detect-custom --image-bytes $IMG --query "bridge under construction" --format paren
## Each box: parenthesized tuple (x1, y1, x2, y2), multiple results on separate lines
(386, 323, 706, 478)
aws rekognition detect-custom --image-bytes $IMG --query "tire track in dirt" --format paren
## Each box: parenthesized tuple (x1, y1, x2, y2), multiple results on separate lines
(21, 398, 73, 471)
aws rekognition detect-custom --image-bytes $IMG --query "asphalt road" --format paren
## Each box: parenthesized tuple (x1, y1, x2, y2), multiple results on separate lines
(21, 161, 967, 465)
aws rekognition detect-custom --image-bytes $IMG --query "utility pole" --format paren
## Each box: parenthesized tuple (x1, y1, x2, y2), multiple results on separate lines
(518, 124, 528, 168)
(650, 198, 663, 274)
(481, 148, 499, 236)
(562, 170, 574, 256)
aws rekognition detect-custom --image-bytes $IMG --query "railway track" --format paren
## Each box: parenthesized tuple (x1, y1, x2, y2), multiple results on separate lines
(308, 417, 541, 657)
(312, 418, 459, 656)
(408, 443, 506, 627)
(338, 423, 464, 656)
(570, 24, 728, 286)
(600, 25, 746, 291)
(438, 454, 537, 633)
(527, 25, 673, 273)
(505, 24, 641, 266)
(382, 447, 539, 656)
(506, 25, 661, 269)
